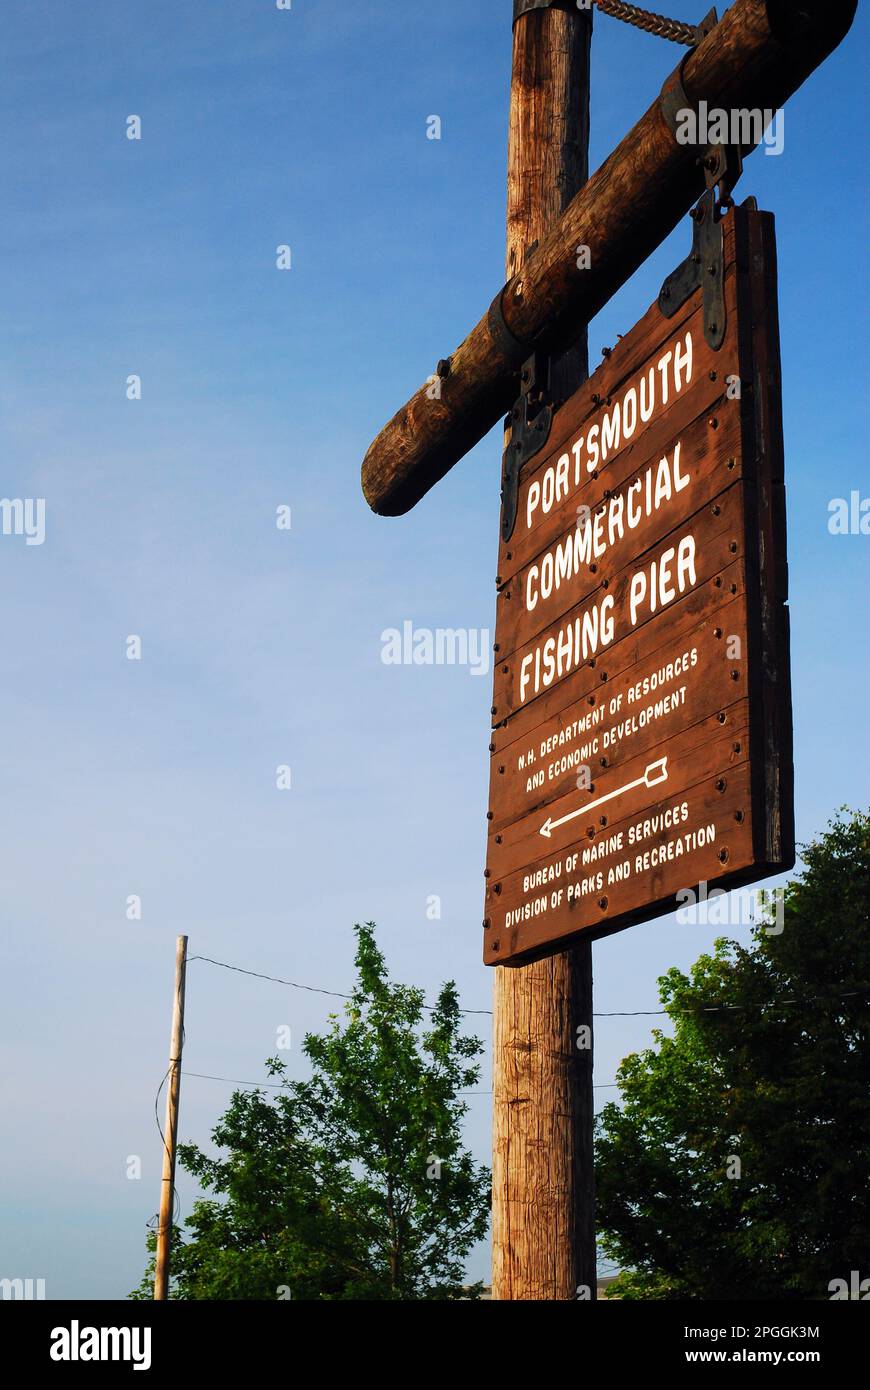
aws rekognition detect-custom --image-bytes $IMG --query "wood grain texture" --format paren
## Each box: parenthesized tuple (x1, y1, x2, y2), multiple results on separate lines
(491, 3, 595, 1305)
(484, 202, 793, 967)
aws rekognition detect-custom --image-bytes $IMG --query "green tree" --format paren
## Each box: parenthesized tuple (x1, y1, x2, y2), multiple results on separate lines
(595, 808, 870, 1300)
(132, 923, 489, 1300)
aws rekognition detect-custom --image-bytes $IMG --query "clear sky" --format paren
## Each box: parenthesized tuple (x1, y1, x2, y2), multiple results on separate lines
(0, 0, 866, 1298)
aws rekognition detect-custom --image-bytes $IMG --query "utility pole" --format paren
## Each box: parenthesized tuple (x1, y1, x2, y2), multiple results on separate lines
(492, 0, 595, 1301)
(154, 933, 188, 1300)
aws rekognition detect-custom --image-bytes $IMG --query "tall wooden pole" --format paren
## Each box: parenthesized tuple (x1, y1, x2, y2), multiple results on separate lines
(154, 934, 187, 1300)
(492, 1, 595, 1302)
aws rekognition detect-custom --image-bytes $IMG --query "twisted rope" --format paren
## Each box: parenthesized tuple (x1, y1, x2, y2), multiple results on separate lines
(595, 0, 701, 47)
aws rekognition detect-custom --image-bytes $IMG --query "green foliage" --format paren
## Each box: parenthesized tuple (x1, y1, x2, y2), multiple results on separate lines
(132, 924, 489, 1300)
(595, 808, 870, 1300)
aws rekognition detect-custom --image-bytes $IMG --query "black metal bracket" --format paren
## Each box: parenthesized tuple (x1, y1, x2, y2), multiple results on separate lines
(657, 129, 743, 351)
(501, 350, 554, 543)
(513, 0, 577, 24)
(658, 31, 743, 352)
(658, 188, 726, 349)
(487, 285, 530, 372)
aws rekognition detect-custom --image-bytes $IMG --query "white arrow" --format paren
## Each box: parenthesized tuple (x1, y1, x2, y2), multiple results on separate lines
(539, 756, 670, 838)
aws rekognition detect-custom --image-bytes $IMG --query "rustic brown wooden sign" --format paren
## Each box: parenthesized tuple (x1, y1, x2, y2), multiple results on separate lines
(483, 203, 793, 966)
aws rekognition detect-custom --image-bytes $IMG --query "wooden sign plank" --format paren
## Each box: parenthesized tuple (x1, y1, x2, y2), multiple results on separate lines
(501, 283, 741, 582)
(483, 203, 793, 966)
(495, 403, 743, 659)
(488, 600, 749, 838)
(492, 479, 747, 723)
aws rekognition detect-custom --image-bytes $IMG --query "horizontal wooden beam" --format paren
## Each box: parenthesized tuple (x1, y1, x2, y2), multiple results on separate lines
(361, 0, 857, 517)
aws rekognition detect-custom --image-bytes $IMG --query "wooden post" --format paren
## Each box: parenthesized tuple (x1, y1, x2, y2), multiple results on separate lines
(154, 934, 187, 1301)
(492, 1, 596, 1302)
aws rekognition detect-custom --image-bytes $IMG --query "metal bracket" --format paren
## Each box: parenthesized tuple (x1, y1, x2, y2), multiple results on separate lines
(513, 0, 576, 24)
(693, 6, 719, 44)
(659, 31, 743, 352)
(501, 351, 553, 543)
(658, 189, 726, 349)
(657, 132, 743, 350)
(487, 285, 529, 371)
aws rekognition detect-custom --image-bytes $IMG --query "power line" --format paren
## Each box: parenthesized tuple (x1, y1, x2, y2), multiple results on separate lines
(187, 952, 870, 1020)
(181, 1070, 622, 1095)
(187, 954, 493, 1017)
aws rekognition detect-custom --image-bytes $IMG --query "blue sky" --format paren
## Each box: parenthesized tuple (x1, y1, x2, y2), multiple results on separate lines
(0, 0, 866, 1298)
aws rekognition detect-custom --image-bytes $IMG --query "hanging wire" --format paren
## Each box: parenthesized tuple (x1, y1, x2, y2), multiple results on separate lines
(188, 951, 870, 1021)
(595, 0, 702, 47)
(187, 953, 492, 1016)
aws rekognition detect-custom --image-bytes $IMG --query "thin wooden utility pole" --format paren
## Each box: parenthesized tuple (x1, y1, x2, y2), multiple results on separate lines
(492, 0, 595, 1301)
(154, 933, 188, 1300)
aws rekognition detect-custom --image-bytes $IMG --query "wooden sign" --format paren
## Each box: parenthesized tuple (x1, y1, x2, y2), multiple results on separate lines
(483, 202, 793, 966)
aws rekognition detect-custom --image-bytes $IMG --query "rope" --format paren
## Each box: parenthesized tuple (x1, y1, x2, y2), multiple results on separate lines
(595, 0, 701, 47)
